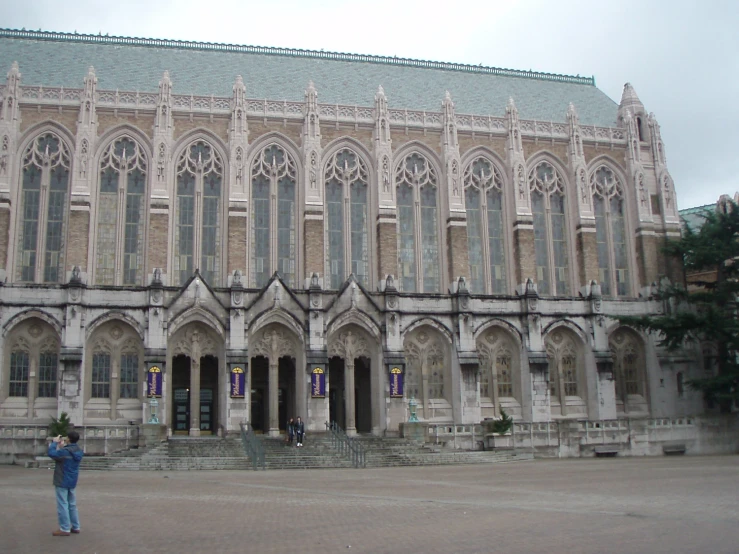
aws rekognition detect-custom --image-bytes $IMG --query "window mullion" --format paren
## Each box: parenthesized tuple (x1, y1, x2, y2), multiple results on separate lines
(35, 167, 50, 283)
(480, 190, 492, 295)
(545, 197, 556, 295)
(414, 188, 423, 292)
(344, 178, 351, 282)
(605, 208, 616, 296)
(114, 172, 127, 286)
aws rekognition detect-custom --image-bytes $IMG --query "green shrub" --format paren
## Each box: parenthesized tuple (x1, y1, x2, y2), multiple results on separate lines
(48, 412, 72, 437)
(490, 408, 513, 435)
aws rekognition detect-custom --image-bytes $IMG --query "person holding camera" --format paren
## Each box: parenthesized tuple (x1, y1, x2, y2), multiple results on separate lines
(294, 416, 305, 447)
(48, 431, 84, 536)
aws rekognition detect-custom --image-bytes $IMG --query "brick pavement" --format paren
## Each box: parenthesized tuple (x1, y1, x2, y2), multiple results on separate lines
(1, 455, 738, 554)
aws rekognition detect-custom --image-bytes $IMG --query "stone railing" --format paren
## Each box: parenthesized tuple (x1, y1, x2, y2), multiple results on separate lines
(5, 84, 626, 144)
(0, 423, 140, 463)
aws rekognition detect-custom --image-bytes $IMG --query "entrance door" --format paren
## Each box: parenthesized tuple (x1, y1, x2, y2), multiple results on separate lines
(250, 388, 264, 432)
(199, 389, 214, 433)
(173, 388, 190, 433)
(328, 357, 345, 428)
(199, 355, 219, 434)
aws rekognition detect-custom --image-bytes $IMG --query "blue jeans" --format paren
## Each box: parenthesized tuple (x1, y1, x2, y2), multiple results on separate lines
(55, 486, 80, 532)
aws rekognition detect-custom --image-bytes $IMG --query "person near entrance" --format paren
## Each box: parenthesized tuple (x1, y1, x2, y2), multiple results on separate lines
(295, 417, 305, 447)
(286, 417, 295, 445)
(48, 430, 84, 536)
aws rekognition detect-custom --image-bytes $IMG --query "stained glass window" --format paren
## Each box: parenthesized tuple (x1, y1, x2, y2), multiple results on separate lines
(9, 351, 29, 397)
(119, 353, 139, 399)
(324, 148, 370, 289)
(396, 153, 439, 292)
(175, 141, 223, 286)
(37, 352, 58, 398)
(464, 157, 506, 294)
(529, 161, 569, 296)
(17, 133, 70, 283)
(92, 353, 111, 399)
(591, 165, 630, 297)
(497, 354, 513, 397)
(95, 137, 147, 286)
(251, 144, 297, 287)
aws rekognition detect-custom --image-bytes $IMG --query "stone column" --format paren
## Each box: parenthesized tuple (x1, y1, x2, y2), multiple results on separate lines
(189, 357, 201, 436)
(344, 358, 356, 436)
(110, 359, 120, 421)
(268, 359, 279, 436)
(27, 357, 38, 418)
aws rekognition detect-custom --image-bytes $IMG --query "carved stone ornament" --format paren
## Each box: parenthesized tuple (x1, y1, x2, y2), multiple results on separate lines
(328, 329, 370, 361)
(251, 327, 296, 362)
(172, 325, 218, 360)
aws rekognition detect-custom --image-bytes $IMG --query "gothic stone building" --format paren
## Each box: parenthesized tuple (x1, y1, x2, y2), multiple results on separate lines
(0, 29, 703, 440)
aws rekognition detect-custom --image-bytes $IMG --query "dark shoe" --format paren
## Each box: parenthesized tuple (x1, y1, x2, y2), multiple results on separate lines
(52, 530, 70, 537)
(71, 529, 80, 534)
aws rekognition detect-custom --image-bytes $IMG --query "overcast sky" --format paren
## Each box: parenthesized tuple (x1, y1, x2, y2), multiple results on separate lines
(2, 0, 737, 209)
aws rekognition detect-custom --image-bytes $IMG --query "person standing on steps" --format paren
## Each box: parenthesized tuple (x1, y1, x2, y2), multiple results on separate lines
(48, 430, 84, 536)
(295, 416, 305, 447)
(286, 417, 295, 445)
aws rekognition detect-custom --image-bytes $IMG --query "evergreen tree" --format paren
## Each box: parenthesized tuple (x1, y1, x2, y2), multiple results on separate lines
(621, 199, 739, 412)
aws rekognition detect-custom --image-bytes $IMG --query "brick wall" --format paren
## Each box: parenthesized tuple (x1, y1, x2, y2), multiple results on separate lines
(304, 218, 324, 277)
(377, 220, 398, 280)
(67, 210, 89, 271)
(513, 225, 535, 284)
(447, 223, 469, 281)
(576, 226, 599, 285)
(227, 215, 247, 275)
(148, 213, 169, 273)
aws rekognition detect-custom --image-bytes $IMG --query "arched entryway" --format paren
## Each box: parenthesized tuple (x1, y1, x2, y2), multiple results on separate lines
(328, 327, 375, 435)
(249, 325, 301, 437)
(168, 323, 224, 436)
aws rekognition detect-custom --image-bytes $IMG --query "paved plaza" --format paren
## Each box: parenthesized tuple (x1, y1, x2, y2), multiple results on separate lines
(1, 455, 738, 553)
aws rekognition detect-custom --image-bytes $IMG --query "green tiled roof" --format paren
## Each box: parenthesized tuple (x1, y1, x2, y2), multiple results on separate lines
(0, 29, 619, 126)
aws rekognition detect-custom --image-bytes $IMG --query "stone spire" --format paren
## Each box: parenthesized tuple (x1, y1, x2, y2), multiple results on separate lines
(441, 91, 463, 214)
(229, 75, 249, 196)
(374, 85, 394, 207)
(153, 71, 174, 195)
(0, 62, 21, 193)
(72, 66, 98, 195)
(566, 103, 592, 216)
(505, 98, 529, 214)
(302, 81, 322, 205)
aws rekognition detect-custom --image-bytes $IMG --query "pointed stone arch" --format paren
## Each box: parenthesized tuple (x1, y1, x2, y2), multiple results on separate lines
(168, 305, 227, 342)
(86, 310, 145, 342)
(402, 323, 452, 421)
(475, 320, 523, 418)
(543, 324, 588, 418)
(609, 325, 649, 415)
(3, 308, 63, 338)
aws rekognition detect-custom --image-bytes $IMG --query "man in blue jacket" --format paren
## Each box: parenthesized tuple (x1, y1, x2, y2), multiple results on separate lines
(48, 430, 84, 536)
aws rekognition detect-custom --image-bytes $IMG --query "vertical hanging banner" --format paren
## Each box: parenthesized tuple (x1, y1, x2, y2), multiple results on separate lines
(389, 366, 404, 398)
(311, 366, 325, 398)
(230, 366, 246, 398)
(147, 366, 162, 398)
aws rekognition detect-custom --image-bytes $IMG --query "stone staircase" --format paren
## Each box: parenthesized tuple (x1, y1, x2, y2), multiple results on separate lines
(33, 433, 533, 471)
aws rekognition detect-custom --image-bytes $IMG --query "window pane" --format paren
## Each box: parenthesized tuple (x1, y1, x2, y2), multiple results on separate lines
(252, 174, 270, 287)
(531, 191, 550, 295)
(594, 195, 612, 296)
(38, 352, 58, 398)
(397, 183, 416, 292)
(487, 189, 506, 294)
(123, 167, 146, 285)
(611, 196, 630, 296)
(96, 167, 119, 285)
(550, 193, 569, 296)
(326, 178, 344, 289)
(465, 188, 484, 293)
(120, 354, 139, 399)
(277, 176, 296, 286)
(175, 172, 195, 286)
(92, 353, 111, 399)
(420, 184, 439, 293)
(9, 352, 30, 397)
(44, 166, 69, 283)
(350, 181, 369, 287)
(497, 354, 513, 397)
(201, 171, 221, 286)
(18, 164, 41, 282)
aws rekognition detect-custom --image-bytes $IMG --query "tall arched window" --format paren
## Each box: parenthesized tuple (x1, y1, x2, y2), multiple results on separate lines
(324, 148, 370, 289)
(17, 133, 71, 283)
(404, 328, 447, 419)
(175, 140, 223, 286)
(591, 165, 630, 296)
(396, 152, 440, 292)
(95, 137, 147, 286)
(4, 319, 60, 403)
(529, 161, 569, 296)
(251, 144, 297, 287)
(546, 330, 585, 417)
(476, 328, 519, 417)
(464, 156, 506, 294)
(610, 328, 647, 414)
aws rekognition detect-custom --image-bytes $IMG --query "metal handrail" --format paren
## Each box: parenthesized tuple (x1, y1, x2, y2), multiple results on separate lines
(325, 421, 366, 468)
(239, 422, 266, 471)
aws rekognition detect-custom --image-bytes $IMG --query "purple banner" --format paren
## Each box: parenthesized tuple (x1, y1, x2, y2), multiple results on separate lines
(389, 366, 404, 398)
(147, 366, 162, 397)
(311, 367, 325, 398)
(230, 366, 245, 398)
